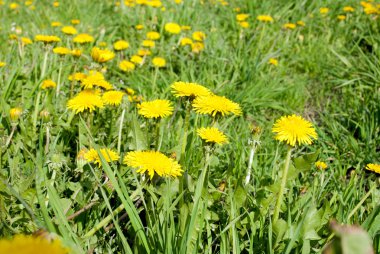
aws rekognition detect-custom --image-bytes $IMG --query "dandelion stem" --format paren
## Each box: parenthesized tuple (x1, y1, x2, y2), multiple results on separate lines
(273, 146, 292, 223)
(56, 60, 63, 99)
(44, 125, 50, 154)
(5, 124, 17, 147)
(180, 101, 191, 162)
(41, 49, 49, 79)
(32, 91, 41, 130)
(347, 183, 377, 221)
(117, 108, 126, 154)
(245, 139, 259, 186)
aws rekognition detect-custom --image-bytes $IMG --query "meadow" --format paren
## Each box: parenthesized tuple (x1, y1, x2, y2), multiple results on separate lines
(0, 0, 379, 253)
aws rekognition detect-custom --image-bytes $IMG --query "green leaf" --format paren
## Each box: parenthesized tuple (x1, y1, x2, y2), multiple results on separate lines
(129, 115, 147, 151)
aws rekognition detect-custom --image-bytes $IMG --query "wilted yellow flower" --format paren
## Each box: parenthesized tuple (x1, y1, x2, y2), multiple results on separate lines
(71, 19, 80, 25)
(197, 127, 228, 145)
(192, 94, 242, 117)
(165, 22, 181, 34)
(67, 89, 104, 114)
(73, 33, 94, 44)
(51, 21, 62, 27)
(0, 234, 69, 254)
(138, 99, 173, 119)
(152, 57, 166, 67)
(61, 26, 77, 35)
(119, 60, 135, 72)
(142, 40, 155, 48)
(53, 47, 71, 55)
(41, 79, 57, 89)
(343, 6, 355, 12)
(180, 37, 193, 46)
(283, 23, 296, 29)
(130, 55, 144, 64)
(146, 31, 160, 40)
(124, 150, 182, 179)
(102, 90, 126, 106)
(320, 7, 329, 14)
(9, 34, 18, 40)
(191, 42, 204, 53)
(315, 161, 328, 170)
(269, 58, 278, 66)
(192, 31, 206, 41)
(257, 15, 274, 22)
(366, 163, 380, 174)
(113, 40, 129, 51)
(9, 107, 22, 121)
(81, 71, 113, 90)
(91, 47, 115, 63)
(35, 35, 61, 43)
(236, 13, 249, 21)
(272, 114, 317, 146)
(171, 81, 211, 98)
(85, 148, 119, 165)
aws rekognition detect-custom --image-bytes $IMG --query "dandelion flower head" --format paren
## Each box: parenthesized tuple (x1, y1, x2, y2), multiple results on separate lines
(84, 148, 119, 165)
(197, 127, 228, 145)
(192, 94, 242, 117)
(80, 71, 113, 90)
(171, 81, 211, 99)
(91, 47, 115, 63)
(138, 99, 173, 119)
(315, 161, 328, 170)
(366, 163, 380, 174)
(102, 90, 126, 106)
(67, 89, 104, 114)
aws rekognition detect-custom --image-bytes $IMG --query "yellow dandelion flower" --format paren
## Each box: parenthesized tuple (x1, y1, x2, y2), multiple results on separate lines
(315, 161, 328, 170)
(272, 114, 317, 146)
(73, 33, 94, 44)
(191, 42, 204, 53)
(180, 37, 193, 46)
(181, 25, 191, 30)
(146, 31, 160, 40)
(165, 22, 181, 34)
(257, 15, 274, 22)
(239, 21, 250, 28)
(53, 47, 71, 55)
(102, 91, 126, 106)
(53, 1, 59, 7)
(41, 79, 57, 89)
(283, 23, 296, 29)
(24, 1, 33, 6)
(320, 7, 329, 14)
(152, 57, 166, 67)
(192, 94, 242, 117)
(343, 6, 354, 12)
(137, 48, 151, 56)
(10, 107, 22, 121)
(296, 20, 305, 26)
(68, 72, 87, 81)
(366, 163, 380, 174)
(130, 55, 144, 64)
(0, 234, 69, 254)
(67, 89, 104, 114)
(71, 48, 82, 57)
(21, 37, 33, 45)
(85, 148, 119, 165)
(51, 21, 62, 27)
(61, 26, 77, 35)
(138, 99, 173, 119)
(135, 24, 144, 30)
(123, 150, 182, 179)
(197, 127, 228, 145)
(71, 19, 80, 25)
(35, 35, 61, 43)
(0, 62, 6, 67)
(269, 58, 278, 66)
(192, 31, 206, 41)
(9, 3, 19, 9)
(81, 71, 113, 90)
(119, 60, 135, 72)
(91, 47, 115, 63)
(142, 39, 155, 48)
(171, 81, 211, 98)
(113, 40, 130, 51)
(236, 13, 249, 21)
(337, 15, 346, 21)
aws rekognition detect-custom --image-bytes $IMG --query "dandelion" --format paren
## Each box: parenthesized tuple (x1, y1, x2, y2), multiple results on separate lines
(123, 150, 182, 179)
(197, 127, 228, 145)
(130, 55, 143, 64)
(146, 31, 160, 40)
(181, 25, 191, 30)
(269, 58, 278, 66)
(113, 40, 130, 51)
(142, 40, 155, 48)
(71, 19, 80, 25)
(21, 37, 33, 45)
(135, 24, 144, 30)
(68, 72, 87, 82)
(239, 22, 250, 28)
(257, 15, 274, 22)
(81, 71, 113, 90)
(85, 148, 119, 165)
(91, 47, 115, 63)
(343, 6, 355, 12)
(192, 94, 242, 117)
(236, 14, 249, 21)
(0, 62, 6, 67)
(152, 57, 166, 67)
(272, 114, 317, 146)
(119, 60, 135, 72)
(180, 37, 193, 46)
(296, 20, 305, 26)
(35, 35, 61, 43)
(67, 89, 104, 114)
(138, 99, 173, 119)
(315, 161, 328, 170)
(61, 26, 77, 35)
(320, 7, 329, 15)
(102, 91, 126, 106)
(41, 79, 57, 89)
(283, 23, 296, 29)
(51, 22, 62, 27)
(192, 31, 206, 41)
(0, 234, 69, 254)
(165, 22, 181, 34)
(73, 33, 94, 44)
(337, 15, 346, 21)
(137, 49, 151, 56)
(53, 1, 59, 7)
(9, 3, 19, 9)
(171, 81, 211, 98)
(366, 163, 380, 174)
(10, 107, 22, 121)
(71, 48, 82, 57)
(53, 47, 71, 55)
(191, 42, 204, 53)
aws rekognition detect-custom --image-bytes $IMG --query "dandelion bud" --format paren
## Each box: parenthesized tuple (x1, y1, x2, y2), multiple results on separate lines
(10, 107, 22, 122)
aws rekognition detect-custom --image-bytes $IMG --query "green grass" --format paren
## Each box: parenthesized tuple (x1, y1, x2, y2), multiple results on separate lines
(0, 0, 379, 253)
